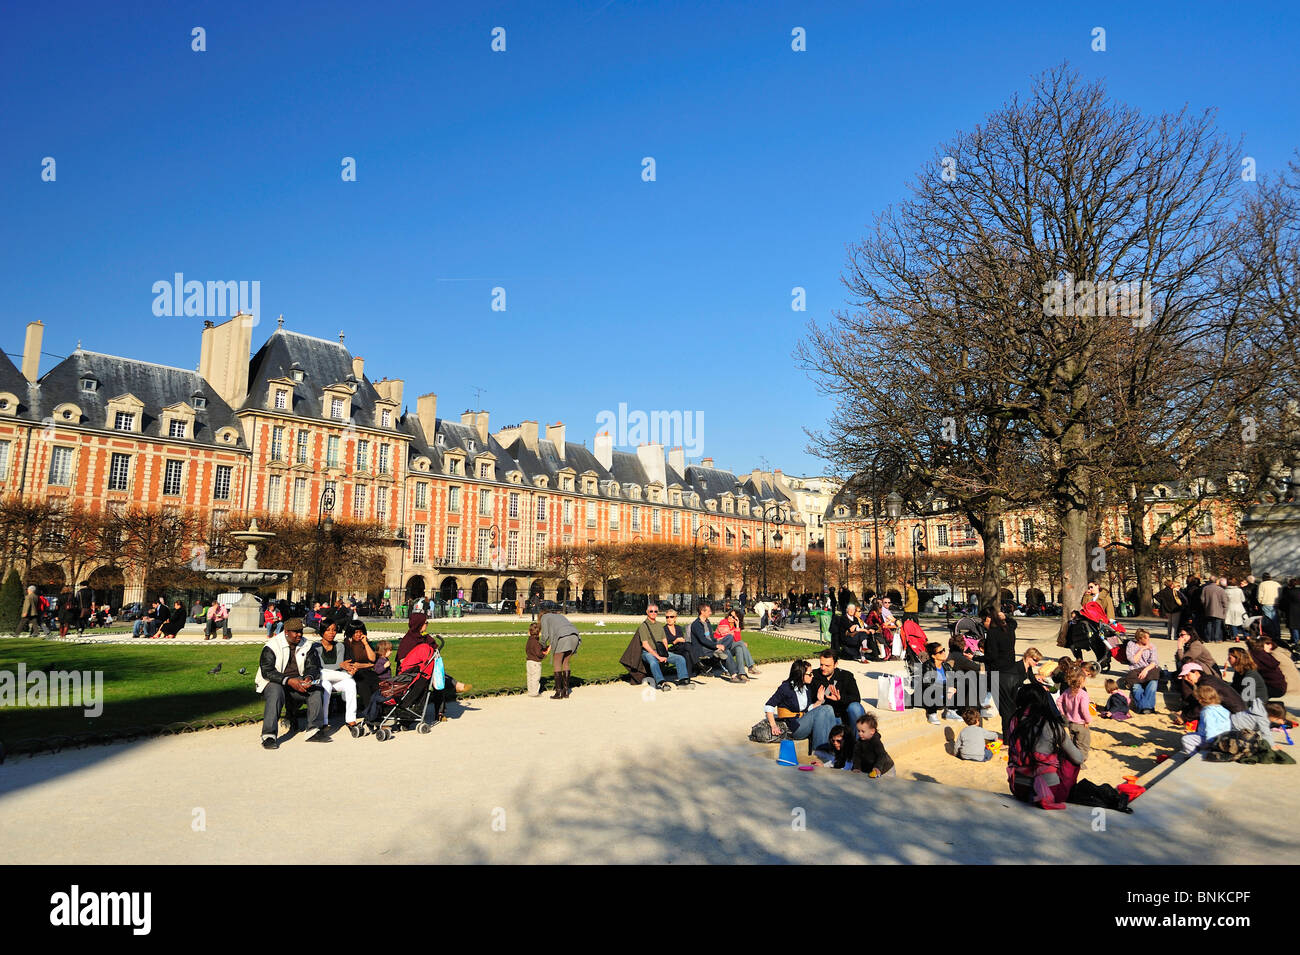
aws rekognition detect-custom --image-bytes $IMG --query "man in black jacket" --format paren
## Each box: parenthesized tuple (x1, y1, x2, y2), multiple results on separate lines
(829, 603, 867, 662)
(981, 608, 1019, 736)
(809, 650, 865, 731)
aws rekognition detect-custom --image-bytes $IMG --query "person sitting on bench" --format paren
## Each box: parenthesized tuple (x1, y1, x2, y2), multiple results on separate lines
(256, 618, 328, 748)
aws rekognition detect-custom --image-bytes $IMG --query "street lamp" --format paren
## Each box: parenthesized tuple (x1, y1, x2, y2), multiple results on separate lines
(488, 523, 502, 611)
(911, 525, 927, 601)
(310, 485, 337, 606)
(393, 525, 407, 618)
(692, 523, 717, 608)
(760, 502, 784, 598)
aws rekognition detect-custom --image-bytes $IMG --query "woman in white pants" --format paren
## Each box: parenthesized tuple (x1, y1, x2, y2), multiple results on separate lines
(316, 620, 359, 728)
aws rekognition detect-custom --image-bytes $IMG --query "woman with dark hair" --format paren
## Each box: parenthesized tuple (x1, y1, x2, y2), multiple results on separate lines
(920, 642, 958, 724)
(1006, 681, 1087, 810)
(762, 660, 838, 752)
(1227, 647, 1268, 710)
(57, 587, 78, 638)
(540, 609, 581, 699)
(1124, 629, 1160, 714)
(159, 599, 187, 639)
(1243, 637, 1287, 700)
(862, 599, 887, 662)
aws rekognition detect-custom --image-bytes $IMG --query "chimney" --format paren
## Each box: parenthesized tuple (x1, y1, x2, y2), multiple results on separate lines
(520, 420, 539, 452)
(416, 392, 438, 442)
(636, 443, 666, 487)
(546, 421, 566, 460)
(668, 446, 685, 477)
(198, 315, 253, 409)
(374, 377, 404, 408)
(475, 411, 489, 446)
(701, 457, 713, 469)
(594, 431, 613, 470)
(352, 356, 365, 381)
(21, 321, 44, 383)
(751, 468, 764, 488)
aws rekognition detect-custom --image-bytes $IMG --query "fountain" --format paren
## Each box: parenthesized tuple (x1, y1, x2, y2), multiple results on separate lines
(202, 519, 294, 631)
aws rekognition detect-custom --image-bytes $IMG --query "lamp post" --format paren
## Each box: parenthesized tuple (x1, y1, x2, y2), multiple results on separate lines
(911, 525, 926, 599)
(310, 485, 337, 606)
(488, 523, 502, 611)
(760, 502, 784, 598)
(692, 523, 716, 608)
(394, 526, 407, 619)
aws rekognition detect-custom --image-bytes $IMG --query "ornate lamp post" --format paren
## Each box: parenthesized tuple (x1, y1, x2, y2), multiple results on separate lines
(488, 523, 503, 611)
(760, 502, 784, 598)
(692, 523, 717, 608)
(310, 485, 337, 605)
(393, 525, 407, 618)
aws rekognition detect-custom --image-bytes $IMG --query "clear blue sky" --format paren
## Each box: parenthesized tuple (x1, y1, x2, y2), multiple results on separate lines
(3, 0, 1297, 477)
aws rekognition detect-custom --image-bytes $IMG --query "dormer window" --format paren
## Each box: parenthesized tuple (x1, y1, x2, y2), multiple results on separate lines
(290, 363, 305, 383)
(467, 440, 476, 453)
(192, 395, 207, 409)
(330, 397, 345, 421)
(80, 377, 98, 393)
(381, 409, 392, 428)
(275, 389, 288, 410)
(436, 434, 446, 448)
(169, 419, 187, 439)
(114, 411, 135, 432)
(562, 476, 573, 492)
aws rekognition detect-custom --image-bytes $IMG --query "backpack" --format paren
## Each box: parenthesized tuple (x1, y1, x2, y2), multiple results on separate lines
(748, 718, 789, 744)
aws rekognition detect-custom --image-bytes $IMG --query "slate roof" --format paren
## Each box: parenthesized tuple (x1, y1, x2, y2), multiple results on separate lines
(242, 329, 388, 429)
(0, 351, 37, 421)
(36, 349, 242, 447)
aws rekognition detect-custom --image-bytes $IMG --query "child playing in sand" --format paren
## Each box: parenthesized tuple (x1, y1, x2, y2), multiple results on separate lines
(852, 713, 895, 777)
(955, 707, 999, 761)
(814, 724, 853, 769)
(1181, 684, 1231, 756)
(1057, 664, 1092, 755)
(1266, 702, 1294, 744)
(1099, 678, 1130, 720)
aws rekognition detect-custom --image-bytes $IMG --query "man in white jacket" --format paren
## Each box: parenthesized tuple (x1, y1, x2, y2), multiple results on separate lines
(256, 618, 328, 749)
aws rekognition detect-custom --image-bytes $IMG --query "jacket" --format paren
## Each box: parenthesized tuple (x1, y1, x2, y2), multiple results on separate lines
(619, 631, 653, 685)
(1247, 646, 1287, 697)
(1156, 586, 1184, 615)
(255, 634, 323, 693)
(982, 622, 1016, 671)
(21, 593, 37, 617)
(852, 733, 894, 776)
(1202, 582, 1228, 618)
(808, 667, 861, 720)
(765, 681, 812, 732)
(690, 618, 720, 652)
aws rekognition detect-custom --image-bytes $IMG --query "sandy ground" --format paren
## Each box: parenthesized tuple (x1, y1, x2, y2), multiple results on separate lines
(2, 617, 1296, 864)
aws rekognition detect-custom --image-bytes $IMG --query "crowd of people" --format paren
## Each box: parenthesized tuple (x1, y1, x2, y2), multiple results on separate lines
(15, 582, 113, 636)
(1154, 573, 1300, 646)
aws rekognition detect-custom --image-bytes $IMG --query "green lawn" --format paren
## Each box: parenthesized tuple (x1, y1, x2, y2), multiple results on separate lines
(0, 631, 819, 751)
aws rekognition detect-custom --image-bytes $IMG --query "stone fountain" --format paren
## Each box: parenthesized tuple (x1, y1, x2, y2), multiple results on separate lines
(203, 519, 294, 631)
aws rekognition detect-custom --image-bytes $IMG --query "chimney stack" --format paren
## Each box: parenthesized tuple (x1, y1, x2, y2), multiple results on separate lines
(352, 355, 365, 381)
(475, 411, 489, 447)
(416, 392, 438, 442)
(701, 457, 714, 469)
(668, 446, 685, 477)
(198, 315, 253, 409)
(546, 421, 566, 460)
(21, 321, 44, 383)
(594, 431, 613, 470)
(374, 377, 404, 408)
(520, 420, 539, 452)
(637, 443, 666, 487)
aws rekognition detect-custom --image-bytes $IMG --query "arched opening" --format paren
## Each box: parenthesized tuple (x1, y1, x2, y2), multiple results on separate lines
(501, 578, 518, 600)
(29, 562, 65, 593)
(555, 580, 570, 603)
(471, 577, 489, 603)
(87, 565, 126, 611)
(581, 582, 596, 611)
(529, 580, 543, 598)
(724, 584, 733, 599)
(405, 575, 426, 601)
(439, 576, 459, 601)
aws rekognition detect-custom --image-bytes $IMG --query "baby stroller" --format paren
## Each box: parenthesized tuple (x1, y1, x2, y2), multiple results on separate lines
(900, 618, 930, 681)
(1081, 600, 1126, 673)
(950, 614, 985, 655)
(360, 643, 440, 741)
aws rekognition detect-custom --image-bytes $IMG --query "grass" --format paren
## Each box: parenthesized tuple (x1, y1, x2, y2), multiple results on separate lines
(0, 631, 819, 750)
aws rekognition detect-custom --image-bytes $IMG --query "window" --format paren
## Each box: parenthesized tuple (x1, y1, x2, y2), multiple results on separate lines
(415, 482, 428, 509)
(330, 397, 345, 420)
(837, 530, 847, 549)
(381, 409, 392, 428)
(448, 486, 461, 513)
(479, 488, 491, 516)
(356, 439, 370, 471)
(379, 444, 390, 475)
(412, 524, 427, 564)
(108, 453, 130, 491)
(563, 500, 573, 525)
(80, 378, 97, 393)
(292, 477, 307, 515)
(652, 509, 661, 533)
(997, 521, 1006, 544)
(448, 457, 461, 475)
(478, 461, 490, 478)
(508, 492, 519, 519)
(193, 395, 207, 409)
(672, 511, 681, 534)
(861, 530, 870, 550)
(610, 505, 620, 528)
(214, 465, 232, 501)
(937, 525, 949, 547)
(353, 484, 367, 519)
(1198, 512, 1214, 535)
(1122, 516, 1132, 537)
(726, 528, 735, 545)
(296, 431, 309, 464)
(376, 490, 387, 523)
(561, 476, 573, 491)
(267, 475, 282, 510)
(327, 435, 340, 468)
(507, 530, 519, 568)
(534, 496, 548, 522)
(886, 529, 896, 550)
(163, 460, 184, 496)
(586, 505, 596, 528)
(169, 419, 186, 439)
(270, 426, 285, 461)
(114, 411, 135, 432)
(275, 389, 288, 410)
(1021, 518, 1036, 544)
(477, 528, 491, 563)
(535, 533, 547, 563)
(630, 505, 640, 531)
(445, 526, 459, 564)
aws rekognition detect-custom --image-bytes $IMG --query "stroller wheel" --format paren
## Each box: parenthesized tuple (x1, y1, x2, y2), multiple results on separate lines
(348, 724, 365, 738)
(375, 728, 393, 742)
(417, 722, 433, 734)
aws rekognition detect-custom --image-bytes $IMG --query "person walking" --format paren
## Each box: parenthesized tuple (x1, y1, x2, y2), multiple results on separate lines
(540, 609, 581, 699)
(1201, 576, 1228, 643)
(902, 579, 920, 625)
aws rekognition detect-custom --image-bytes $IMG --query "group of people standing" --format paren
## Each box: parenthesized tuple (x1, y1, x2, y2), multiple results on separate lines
(1155, 573, 1300, 645)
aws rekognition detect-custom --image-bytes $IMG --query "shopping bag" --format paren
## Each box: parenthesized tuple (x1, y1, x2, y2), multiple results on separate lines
(877, 674, 905, 711)
(891, 633, 903, 658)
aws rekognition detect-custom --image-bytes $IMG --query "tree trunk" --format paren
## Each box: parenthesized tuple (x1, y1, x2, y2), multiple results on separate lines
(1128, 495, 1157, 615)
(1058, 501, 1090, 640)
(973, 502, 1004, 612)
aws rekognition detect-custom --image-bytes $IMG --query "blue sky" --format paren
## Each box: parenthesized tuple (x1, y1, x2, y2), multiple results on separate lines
(2, 0, 1297, 477)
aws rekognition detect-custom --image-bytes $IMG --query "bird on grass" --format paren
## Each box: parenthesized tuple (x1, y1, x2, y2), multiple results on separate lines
(238, 667, 247, 675)
(207, 662, 222, 675)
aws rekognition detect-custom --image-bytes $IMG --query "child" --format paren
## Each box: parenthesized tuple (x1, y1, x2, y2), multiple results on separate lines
(813, 724, 853, 769)
(373, 641, 392, 681)
(1266, 702, 1294, 744)
(1099, 678, 1130, 720)
(852, 713, 895, 777)
(1057, 664, 1092, 755)
(525, 622, 546, 697)
(955, 707, 999, 761)
(1181, 684, 1231, 756)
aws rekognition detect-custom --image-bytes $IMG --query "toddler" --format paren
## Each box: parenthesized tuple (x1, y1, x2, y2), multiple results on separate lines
(955, 707, 999, 761)
(1181, 684, 1231, 756)
(852, 713, 895, 778)
(1099, 678, 1130, 720)
(525, 622, 546, 697)
(1057, 665, 1092, 755)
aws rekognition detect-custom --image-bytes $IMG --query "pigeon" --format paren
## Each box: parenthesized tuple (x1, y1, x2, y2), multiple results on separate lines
(207, 662, 222, 675)
(238, 667, 247, 675)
